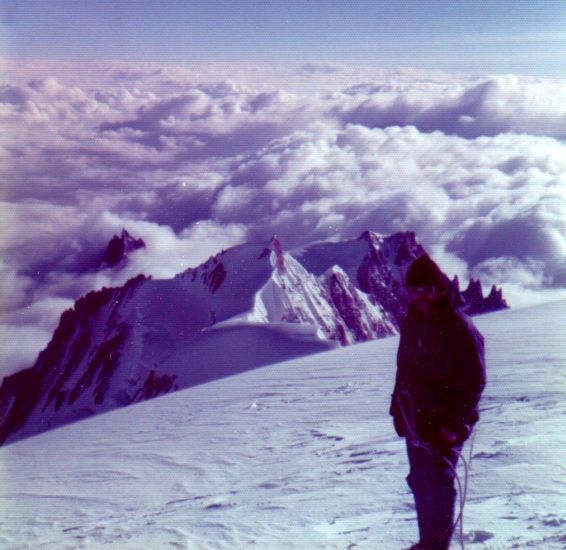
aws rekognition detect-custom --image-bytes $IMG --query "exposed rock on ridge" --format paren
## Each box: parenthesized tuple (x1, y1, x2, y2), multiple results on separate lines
(453, 276, 509, 315)
(0, 231, 508, 445)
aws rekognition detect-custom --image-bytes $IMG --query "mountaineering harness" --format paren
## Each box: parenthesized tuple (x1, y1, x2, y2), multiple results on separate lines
(396, 388, 474, 550)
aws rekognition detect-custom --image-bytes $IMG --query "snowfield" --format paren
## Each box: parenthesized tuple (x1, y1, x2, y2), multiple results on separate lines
(1, 300, 565, 549)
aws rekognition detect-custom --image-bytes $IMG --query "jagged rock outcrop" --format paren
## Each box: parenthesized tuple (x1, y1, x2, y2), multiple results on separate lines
(0, 274, 147, 445)
(320, 266, 394, 344)
(101, 229, 145, 267)
(453, 276, 509, 315)
(294, 230, 427, 325)
(356, 231, 426, 324)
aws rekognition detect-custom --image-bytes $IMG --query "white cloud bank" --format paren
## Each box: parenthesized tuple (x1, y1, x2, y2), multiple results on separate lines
(1, 61, 566, 376)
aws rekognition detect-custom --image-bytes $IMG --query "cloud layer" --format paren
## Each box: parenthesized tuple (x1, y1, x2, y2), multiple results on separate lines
(2, 61, 566, 376)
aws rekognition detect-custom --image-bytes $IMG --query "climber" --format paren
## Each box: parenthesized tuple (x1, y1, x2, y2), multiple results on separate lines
(390, 255, 486, 550)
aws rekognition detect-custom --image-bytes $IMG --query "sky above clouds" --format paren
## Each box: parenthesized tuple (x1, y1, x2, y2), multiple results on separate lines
(1, 2, 566, 376)
(2, 1, 566, 76)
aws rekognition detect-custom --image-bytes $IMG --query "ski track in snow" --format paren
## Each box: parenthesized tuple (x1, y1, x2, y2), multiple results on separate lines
(1, 300, 565, 549)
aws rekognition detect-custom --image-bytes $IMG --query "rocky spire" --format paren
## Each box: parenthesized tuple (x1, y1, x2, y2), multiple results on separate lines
(101, 229, 145, 267)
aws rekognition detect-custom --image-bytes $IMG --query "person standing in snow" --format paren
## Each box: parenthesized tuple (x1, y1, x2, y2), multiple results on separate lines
(390, 255, 486, 550)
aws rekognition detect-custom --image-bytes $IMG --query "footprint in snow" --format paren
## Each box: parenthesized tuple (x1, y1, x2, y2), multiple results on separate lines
(473, 451, 505, 459)
(205, 502, 234, 510)
(258, 481, 281, 490)
(324, 382, 357, 395)
(310, 429, 344, 441)
(463, 530, 494, 543)
(541, 515, 566, 527)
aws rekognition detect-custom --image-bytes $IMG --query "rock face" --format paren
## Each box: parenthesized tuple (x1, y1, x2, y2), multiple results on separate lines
(356, 231, 427, 324)
(294, 230, 427, 326)
(0, 231, 507, 445)
(101, 229, 145, 267)
(0, 274, 147, 445)
(453, 276, 509, 315)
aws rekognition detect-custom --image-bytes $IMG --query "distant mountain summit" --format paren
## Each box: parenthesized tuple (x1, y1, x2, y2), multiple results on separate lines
(101, 229, 145, 268)
(0, 231, 507, 445)
(292, 230, 427, 326)
(455, 277, 509, 315)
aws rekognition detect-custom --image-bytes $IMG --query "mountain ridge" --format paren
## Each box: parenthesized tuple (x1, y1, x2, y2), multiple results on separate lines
(0, 230, 507, 445)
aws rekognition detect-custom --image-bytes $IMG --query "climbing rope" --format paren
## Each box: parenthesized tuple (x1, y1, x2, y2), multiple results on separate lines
(396, 389, 472, 550)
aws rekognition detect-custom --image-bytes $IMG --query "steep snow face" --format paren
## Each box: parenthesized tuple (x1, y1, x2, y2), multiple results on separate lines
(0, 241, 293, 443)
(320, 266, 395, 344)
(250, 250, 394, 346)
(295, 230, 426, 324)
(0, 274, 148, 445)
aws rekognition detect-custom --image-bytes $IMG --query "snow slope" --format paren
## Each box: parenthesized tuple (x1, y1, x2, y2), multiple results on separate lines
(1, 300, 564, 549)
(0, 232, 407, 445)
(1, 230, 507, 446)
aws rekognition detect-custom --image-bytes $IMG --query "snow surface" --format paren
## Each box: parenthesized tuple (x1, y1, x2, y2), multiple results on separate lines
(1, 300, 565, 549)
(4, 234, 404, 445)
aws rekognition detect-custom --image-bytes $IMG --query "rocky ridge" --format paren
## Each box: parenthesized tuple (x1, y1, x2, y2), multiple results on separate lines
(0, 231, 507, 445)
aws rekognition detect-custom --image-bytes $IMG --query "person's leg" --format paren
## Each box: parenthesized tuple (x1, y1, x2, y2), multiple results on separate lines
(406, 441, 460, 550)
(406, 441, 433, 547)
(427, 447, 459, 550)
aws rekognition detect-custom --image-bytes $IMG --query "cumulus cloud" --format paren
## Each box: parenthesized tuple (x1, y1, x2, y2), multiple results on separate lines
(336, 75, 566, 139)
(1, 61, 566, 377)
(448, 200, 566, 277)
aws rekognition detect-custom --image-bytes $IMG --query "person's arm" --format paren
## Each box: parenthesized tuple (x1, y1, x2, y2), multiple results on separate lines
(390, 323, 411, 436)
(443, 319, 486, 441)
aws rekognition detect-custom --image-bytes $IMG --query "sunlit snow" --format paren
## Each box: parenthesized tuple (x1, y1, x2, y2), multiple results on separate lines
(1, 300, 565, 549)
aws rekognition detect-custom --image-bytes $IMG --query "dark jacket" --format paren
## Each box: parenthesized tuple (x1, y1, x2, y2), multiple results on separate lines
(390, 300, 486, 447)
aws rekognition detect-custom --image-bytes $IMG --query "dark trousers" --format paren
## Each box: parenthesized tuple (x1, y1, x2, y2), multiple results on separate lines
(406, 440, 461, 550)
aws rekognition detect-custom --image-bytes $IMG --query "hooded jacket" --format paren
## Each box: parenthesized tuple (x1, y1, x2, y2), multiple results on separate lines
(390, 296, 486, 447)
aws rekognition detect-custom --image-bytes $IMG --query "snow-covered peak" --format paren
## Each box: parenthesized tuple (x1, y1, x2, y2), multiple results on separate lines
(357, 229, 385, 248)
(0, 230, 506, 445)
(294, 231, 425, 325)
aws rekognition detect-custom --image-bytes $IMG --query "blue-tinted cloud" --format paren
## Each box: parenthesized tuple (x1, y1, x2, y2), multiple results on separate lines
(336, 76, 566, 139)
(2, 62, 566, 377)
